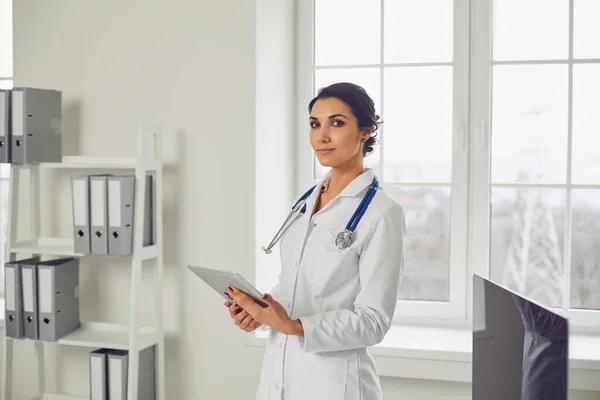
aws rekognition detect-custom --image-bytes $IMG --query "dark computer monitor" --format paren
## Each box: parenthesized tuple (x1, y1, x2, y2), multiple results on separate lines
(472, 274, 569, 400)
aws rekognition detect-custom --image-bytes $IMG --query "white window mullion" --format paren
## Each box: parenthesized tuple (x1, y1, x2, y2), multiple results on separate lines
(377, 0, 384, 181)
(562, 0, 575, 312)
(447, 0, 471, 320)
(393, 0, 471, 325)
(467, 0, 493, 323)
(564, 0, 600, 329)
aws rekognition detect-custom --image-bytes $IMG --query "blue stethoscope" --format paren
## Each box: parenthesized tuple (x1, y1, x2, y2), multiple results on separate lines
(262, 176, 379, 254)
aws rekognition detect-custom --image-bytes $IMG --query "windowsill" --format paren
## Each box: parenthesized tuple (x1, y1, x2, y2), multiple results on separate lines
(247, 324, 600, 392)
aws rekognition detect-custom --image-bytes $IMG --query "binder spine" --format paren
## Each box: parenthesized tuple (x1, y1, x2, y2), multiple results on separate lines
(9, 87, 62, 164)
(72, 175, 91, 254)
(90, 348, 110, 400)
(90, 175, 109, 255)
(22, 263, 39, 340)
(4, 263, 24, 338)
(108, 176, 135, 256)
(10, 89, 24, 164)
(0, 89, 11, 163)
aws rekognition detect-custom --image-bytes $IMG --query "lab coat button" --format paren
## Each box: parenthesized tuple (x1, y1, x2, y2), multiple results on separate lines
(275, 384, 280, 389)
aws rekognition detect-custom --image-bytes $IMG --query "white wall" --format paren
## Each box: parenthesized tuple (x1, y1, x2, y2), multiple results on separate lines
(4, 1, 600, 399)
(255, 0, 295, 298)
(8, 0, 263, 398)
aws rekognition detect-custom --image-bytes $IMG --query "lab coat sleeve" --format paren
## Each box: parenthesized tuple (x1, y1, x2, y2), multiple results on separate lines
(298, 204, 406, 353)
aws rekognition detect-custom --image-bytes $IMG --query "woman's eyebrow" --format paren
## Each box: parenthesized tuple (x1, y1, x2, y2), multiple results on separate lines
(309, 114, 348, 120)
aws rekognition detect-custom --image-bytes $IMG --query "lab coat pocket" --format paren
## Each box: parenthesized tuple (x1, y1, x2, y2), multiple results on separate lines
(291, 351, 348, 400)
(304, 228, 357, 298)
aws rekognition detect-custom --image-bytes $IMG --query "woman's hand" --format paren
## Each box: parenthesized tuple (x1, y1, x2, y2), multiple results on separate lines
(224, 300, 262, 332)
(225, 287, 304, 336)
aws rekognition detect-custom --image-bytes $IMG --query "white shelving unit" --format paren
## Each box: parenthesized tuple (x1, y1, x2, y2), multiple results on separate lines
(1, 123, 165, 400)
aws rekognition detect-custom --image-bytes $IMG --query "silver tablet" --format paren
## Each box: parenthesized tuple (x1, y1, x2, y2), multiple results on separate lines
(188, 265, 268, 307)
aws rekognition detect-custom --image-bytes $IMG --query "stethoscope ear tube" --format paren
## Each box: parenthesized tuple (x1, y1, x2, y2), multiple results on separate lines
(262, 199, 307, 254)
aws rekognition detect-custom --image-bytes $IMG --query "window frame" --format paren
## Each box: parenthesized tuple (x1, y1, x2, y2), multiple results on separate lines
(295, 0, 600, 332)
(295, 0, 472, 327)
(469, 0, 600, 332)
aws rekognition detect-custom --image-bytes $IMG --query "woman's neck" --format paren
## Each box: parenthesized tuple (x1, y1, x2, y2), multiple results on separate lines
(325, 163, 366, 198)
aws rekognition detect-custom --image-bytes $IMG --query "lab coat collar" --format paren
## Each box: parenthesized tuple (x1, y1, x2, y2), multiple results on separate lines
(318, 168, 376, 198)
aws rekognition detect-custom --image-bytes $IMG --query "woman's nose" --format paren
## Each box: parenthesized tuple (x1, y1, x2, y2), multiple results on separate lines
(317, 125, 330, 140)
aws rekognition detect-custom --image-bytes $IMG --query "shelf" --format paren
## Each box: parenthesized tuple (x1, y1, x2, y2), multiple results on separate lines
(140, 244, 159, 260)
(33, 394, 87, 400)
(36, 155, 159, 171)
(3, 123, 165, 400)
(10, 237, 81, 256)
(9, 237, 158, 260)
(57, 321, 158, 350)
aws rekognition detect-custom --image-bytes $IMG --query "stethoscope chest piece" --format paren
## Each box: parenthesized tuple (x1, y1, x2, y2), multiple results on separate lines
(335, 229, 353, 250)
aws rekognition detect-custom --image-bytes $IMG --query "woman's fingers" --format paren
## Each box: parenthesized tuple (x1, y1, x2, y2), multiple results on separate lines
(226, 294, 260, 332)
(244, 320, 257, 332)
(239, 314, 254, 329)
(245, 318, 262, 332)
(229, 303, 244, 318)
(234, 310, 250, 326)
(228, 303, 237, 318)
(239, 314, 253, 330)
(227, 287, 262, 317)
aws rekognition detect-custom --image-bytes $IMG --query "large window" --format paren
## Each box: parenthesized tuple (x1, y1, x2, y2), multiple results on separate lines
(0, 0, 13, 306)
(296, 0, 600, 329)
(470, 0, 600, 329)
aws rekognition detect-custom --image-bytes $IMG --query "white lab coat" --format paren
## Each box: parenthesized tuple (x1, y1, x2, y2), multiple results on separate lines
(255, 169, 406, 400)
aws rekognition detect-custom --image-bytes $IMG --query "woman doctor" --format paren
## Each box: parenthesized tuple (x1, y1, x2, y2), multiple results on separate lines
(225, 82, 406, 400)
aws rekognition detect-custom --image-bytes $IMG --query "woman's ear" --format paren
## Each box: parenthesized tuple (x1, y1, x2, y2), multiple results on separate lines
(361, 128, 372, 142)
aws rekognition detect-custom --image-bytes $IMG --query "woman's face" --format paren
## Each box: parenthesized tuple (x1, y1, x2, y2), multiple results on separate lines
(309, 97, 370, 169)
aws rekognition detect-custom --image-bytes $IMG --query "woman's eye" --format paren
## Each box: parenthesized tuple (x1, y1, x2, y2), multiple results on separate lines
(310, 122, 319, 128)
(332, 120, 344, 127)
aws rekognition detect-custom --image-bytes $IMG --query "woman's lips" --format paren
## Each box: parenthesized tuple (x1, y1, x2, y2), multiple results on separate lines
(317, 148, 335, 155)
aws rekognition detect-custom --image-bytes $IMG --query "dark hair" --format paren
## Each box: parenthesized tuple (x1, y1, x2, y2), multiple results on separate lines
(308, 82, 381, 157)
